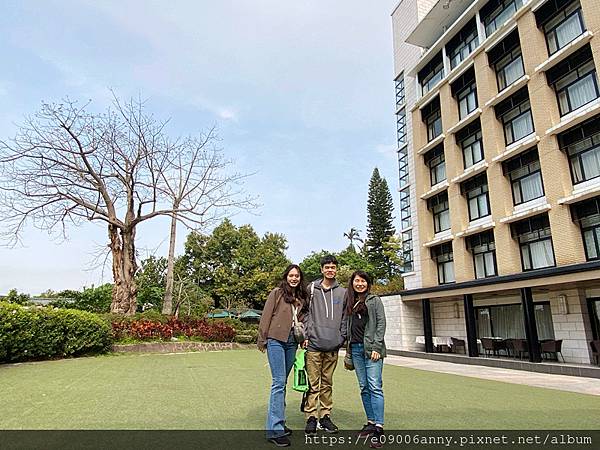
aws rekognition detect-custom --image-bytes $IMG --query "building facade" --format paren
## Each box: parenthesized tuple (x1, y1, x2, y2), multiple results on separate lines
(386, 0, 600, 365)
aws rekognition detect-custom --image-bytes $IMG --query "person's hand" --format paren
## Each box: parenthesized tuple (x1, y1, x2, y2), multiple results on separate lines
(302, 339, 309, 349)
(370, 351, 381, 361)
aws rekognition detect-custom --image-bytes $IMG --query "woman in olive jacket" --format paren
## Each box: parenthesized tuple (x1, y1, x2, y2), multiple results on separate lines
(345, 270, 386, 443)
(258, 264, 309, 447)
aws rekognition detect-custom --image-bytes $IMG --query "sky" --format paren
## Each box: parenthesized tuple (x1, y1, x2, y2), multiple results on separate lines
(0, 0, 400, 295)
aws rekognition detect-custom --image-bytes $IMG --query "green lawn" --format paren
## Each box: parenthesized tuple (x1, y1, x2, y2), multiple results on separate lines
(1, 349, 599, 430)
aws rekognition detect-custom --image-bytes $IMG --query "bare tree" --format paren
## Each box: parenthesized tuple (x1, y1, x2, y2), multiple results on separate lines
(158, 127, 253, 315)
(0, 96, 253, 315)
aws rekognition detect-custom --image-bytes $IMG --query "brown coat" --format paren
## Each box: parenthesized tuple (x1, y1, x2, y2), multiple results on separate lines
(258, 287, 303, 349)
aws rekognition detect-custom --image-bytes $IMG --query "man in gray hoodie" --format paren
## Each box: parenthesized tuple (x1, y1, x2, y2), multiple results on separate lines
(303, 255, 347, 435)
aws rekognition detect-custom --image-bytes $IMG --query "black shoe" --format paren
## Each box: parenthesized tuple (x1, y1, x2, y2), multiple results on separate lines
(268, 435, 291, 447)
(358, 422, 377, 437)
(305, 416, 318, 435)
(284, 425, 292, 436)
(318, 415, 339, 433)
(369, 426, 384, 449)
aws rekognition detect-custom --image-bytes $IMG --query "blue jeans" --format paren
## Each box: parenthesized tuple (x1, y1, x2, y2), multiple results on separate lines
(266, 333, 298, 438)
(351, 343, 384, 425)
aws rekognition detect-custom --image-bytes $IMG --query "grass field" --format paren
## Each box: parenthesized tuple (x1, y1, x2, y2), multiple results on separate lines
(1, 349, 599, 430)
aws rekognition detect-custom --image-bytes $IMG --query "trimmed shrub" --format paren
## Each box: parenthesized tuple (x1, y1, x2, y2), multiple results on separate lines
(111, 317, 236, 343)
(0, 302, 112, 363)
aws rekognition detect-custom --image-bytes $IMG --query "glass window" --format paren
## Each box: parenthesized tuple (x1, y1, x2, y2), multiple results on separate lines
(503, 148, 545, 205)
(447, 19, 479, 69)
(397, 109, 407, 146)
(512, 214, 555, 270)
(461, 173, 491, 221)
(431, 242, 455, 284)
(570, 196, 600, 260)
(422, 97, 442, 142)
(547, 46, 599, 116)
(495, 87, 534, 146)
(425, 145, 446, 186)
(402, 229, 413, 272)
(395, 74, 405, 107)
(400, 187, 411, 229)
(467, 231, 497, 278)
(398, 145, 410, 189)
(419, 53, 444, 95)
(428, 191, 450, 233)
(452, 69, 478, 119)
(558, 115, 600, 185)
(482, 0, 524, 37)
(536, 0, 585, 55)
(487, 30, 524, 92)
(457, 120, 484, 169)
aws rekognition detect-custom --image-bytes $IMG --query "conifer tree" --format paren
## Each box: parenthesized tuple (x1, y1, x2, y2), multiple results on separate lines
(365, 168, 396, 280)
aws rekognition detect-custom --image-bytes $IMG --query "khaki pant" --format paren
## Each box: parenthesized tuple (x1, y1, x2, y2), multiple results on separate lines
(304, 350, 339, 419)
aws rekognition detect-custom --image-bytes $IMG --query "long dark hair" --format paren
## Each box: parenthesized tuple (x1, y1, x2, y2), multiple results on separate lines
(278, 264, 309, 311)
(345, 270, 372, 315)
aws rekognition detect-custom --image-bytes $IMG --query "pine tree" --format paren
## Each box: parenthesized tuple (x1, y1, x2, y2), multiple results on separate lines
(365, 168, 396, 280)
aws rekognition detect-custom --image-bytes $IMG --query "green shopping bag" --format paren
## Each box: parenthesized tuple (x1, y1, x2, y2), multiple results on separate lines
(293, 348, 309, 392)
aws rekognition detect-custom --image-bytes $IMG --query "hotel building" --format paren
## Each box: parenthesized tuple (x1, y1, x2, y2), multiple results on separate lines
(384, 0, 600, 369)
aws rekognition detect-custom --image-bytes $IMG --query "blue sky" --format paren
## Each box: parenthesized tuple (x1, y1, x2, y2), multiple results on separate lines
(0, 0, 400, 294)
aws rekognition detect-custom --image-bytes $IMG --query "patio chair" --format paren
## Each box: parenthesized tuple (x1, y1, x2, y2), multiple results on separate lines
(512, 339, 528, 360)
(504, 339, 515, 357)
(590, 340, 600, 366)
(450, 337, 466, 354)
(480, 338, 495, 357)
(540, 339, 564, 363)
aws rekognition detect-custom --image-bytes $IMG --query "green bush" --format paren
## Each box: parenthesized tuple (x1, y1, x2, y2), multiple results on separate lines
(0, 302, 112, 363)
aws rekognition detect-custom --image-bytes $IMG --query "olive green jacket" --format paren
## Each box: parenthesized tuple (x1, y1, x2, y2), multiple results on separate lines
(346, 293, 387, 358)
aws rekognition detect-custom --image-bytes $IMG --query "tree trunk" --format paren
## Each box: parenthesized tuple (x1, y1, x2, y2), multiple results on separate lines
(162, 211, 178, 315)
(109, 224, 138, 315)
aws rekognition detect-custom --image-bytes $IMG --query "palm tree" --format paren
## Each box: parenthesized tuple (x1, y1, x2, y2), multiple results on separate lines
(343, 228, 364, 252)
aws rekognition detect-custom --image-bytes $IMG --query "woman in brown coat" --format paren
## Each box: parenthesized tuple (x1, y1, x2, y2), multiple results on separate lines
(258, 264, 309, 447)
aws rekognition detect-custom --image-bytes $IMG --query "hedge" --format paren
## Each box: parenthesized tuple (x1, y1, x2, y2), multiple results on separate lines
(111, 317, 236, 342)
(0, 302, 112, 363)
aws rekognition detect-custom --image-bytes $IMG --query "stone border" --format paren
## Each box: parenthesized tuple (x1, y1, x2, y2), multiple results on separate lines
(112, 342, 255, 353)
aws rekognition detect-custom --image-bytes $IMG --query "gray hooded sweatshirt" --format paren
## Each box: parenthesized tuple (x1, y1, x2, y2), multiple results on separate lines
(304, 278, 347, 352)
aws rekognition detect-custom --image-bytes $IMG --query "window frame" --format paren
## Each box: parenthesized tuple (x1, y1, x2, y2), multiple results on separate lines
(425, 145, 446, 187)
(497, 92, 534, 146)
(570, 197, 600, 261)
(558, 117, 600, 185)
(467, 231, 498, 279)
(431, 242, 455, 284)
(428, 191, 451, 234)
(483, 0, 524, 37)
(447, 19, 479, 69)
(553, 60, 599, 116)
(461, 174, 491, 221)
(540, 0, 585, 56)
(457, 121, 484, 169)
(503, 149, 545, 205)
(512, 214, 556, 271)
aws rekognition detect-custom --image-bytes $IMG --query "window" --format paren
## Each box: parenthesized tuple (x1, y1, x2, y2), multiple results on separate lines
(419, 52, 444, 95)
(536, 0, 585, 55)
(428, 191, 450, 233)
(503, 148, 545, 205)
(402, 229, 414, 272)
(400, 187, 411, 229)
(422, 97, 442, 142)
(431, 242, 454, 284)
(397, 109, 407, 146)
(547, 46, 599, 116)
(488, 30, 524, 92)
(457, 120, 484, 169)
(570, 196, 600, 260)
(495, 87, 534, 146)
(447, 19, 479, 69)
(451, 68, 478, 119)
(395, 74, 405, 107)
(558, 115, 600, 185)
(398, 145, 410, 189)
(461, 173, 491, 221)
(512, 214, 555, 271)
(481, 0, 524, 37)
(467, 231, 497, 278)
(424, 144, 446, 186)
(476, 302, 554, 339)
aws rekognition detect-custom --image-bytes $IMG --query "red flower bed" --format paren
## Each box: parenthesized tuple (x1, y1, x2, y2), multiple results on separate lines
(112, 318, 236, 342)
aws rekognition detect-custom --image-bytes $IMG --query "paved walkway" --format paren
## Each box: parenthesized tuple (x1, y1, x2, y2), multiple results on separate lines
(384, 354, 600, 396)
